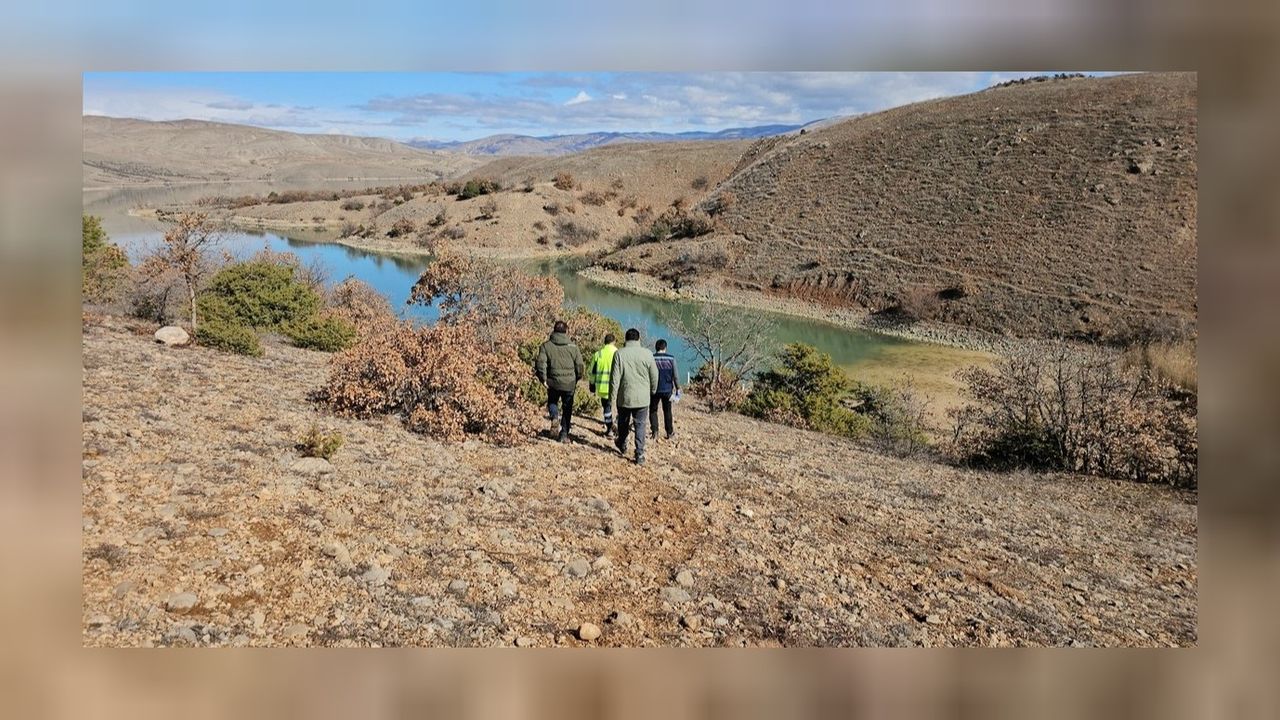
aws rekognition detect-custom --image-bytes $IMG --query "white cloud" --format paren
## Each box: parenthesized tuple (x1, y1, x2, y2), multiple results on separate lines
(564, 90, 592, 106)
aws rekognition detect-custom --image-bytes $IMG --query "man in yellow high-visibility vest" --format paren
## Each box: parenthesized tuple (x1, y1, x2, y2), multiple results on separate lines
(588, 333, 618, 438)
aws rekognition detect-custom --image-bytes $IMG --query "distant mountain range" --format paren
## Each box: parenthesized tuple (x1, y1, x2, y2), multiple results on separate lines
(408, 120, 838, 156)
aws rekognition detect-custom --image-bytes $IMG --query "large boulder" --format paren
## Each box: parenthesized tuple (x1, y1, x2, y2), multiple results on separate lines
(154, 326, 190, 346)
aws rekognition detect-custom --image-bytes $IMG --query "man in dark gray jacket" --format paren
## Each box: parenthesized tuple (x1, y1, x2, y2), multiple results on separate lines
(534, 320, 584, 442)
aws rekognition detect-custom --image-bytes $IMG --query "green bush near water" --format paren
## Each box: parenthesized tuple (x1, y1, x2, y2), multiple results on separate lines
(194, 259, 356, 355)
(195, 318, 263, 356)
(742, 343, 930, 454)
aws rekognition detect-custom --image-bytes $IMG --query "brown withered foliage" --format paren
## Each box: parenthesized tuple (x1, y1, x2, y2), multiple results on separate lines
(319, 320, 538, 445)
(326, 277, 395, 336)
(408, 253, 562, 348)
(321, 255, 566, 444)
(946, 342, 1197, 488)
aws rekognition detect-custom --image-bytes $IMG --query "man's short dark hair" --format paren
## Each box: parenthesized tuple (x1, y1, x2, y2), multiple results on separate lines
(553, 320, 568, 333)
(625, 328, 640, 342)
(603, 333, 615, 344)
(655, 339, 668, 351)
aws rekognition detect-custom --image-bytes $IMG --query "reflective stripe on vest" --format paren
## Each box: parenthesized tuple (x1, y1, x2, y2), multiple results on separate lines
(591, 344, 617, 397)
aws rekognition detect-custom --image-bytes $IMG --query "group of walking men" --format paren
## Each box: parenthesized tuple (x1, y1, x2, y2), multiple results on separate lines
(533, 321, 679, 465)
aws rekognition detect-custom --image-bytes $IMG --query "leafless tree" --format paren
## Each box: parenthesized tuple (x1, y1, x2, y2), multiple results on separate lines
(664, 301, 775, 411)
(143, 213, 220, 331)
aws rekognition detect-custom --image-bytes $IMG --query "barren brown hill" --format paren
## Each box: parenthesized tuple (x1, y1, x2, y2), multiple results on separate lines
(83, 116, 483, 187)
(462, 140, 752, 210)
(601, 72, 1198, 342)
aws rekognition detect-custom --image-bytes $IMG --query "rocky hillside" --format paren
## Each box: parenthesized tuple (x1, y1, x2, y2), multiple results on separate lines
(462, 140, 751, 209)
(602, 72, 1198, 342)
(82, 316, 1196, 647)
(83, 116, 483, 187)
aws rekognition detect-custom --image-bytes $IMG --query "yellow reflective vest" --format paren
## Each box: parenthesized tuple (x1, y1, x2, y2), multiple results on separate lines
(590, 343, 618, 398)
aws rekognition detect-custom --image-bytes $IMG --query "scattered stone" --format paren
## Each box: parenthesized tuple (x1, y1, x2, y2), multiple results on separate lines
(680, 614, 703, 631)
(441, 511, 461, 529)
(736, 506, 755, 519)
(448, 579, 470, 594)
(773, 578, 787, 592)
(156, 503, 178, 520)
(675, 569, 695, 587)
(587, 497, 611, 512)
(164, 592, 198, 612)
(565, 558, 592, 578)
(607, 610, 633, 626)
(322, 541, 352, 568)
(112, 580, 136, 598)
(361, 564, 390, 586)
(592, 556, 612, 571)
(168, 624, 198, 643)
(515, 636, 535, 647)
(88, 613, 112, 628)
(578, 622, 602, 641)
(1066, 578, 1090, 592)
(714, 616, 730, 628)
(154, 326, 190, 346)
(499, 580, 517, 597)
(660, 586, 692, 604)
(282, 623, 310, 639)
(290, 457, 334, 476)
(208, 527, 229, 538)
(245, 564, 265, 576)
(925, 614, 944, 625)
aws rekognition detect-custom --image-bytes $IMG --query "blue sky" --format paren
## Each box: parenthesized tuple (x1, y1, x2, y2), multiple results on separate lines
(83, 71, 1103, 142)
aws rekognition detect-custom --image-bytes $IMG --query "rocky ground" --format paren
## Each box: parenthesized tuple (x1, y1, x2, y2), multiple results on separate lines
(82, 316, 1197, 647)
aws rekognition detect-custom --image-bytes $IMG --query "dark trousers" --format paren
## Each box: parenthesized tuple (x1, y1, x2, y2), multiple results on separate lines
(600, 394, 614, 428)
(546, 389, 574, 437)
(649, 392, 674, 437)
(614, 406, 648, 460)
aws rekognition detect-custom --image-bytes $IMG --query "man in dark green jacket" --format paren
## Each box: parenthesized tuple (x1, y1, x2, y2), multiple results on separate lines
(609, 328, 659, 464)
(534, 320, 584, 442)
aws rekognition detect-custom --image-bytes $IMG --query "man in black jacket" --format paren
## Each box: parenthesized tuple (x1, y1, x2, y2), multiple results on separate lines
(534, 320, 584, 442)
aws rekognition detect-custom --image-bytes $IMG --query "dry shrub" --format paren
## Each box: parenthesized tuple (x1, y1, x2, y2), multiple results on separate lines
(340, 199, 365, 211)
(1126, 339, 1197, 393)
(667, 302, 774, 412)
(477, 198, 499, 220)
(327, 277, 395, 335)
(408, 253, 563, 347)
(386, 217, 416, 238)
(428, 209, 448, 227)
(320, 320, 538, 445)
(553, 218, 600, 247)
(440, 225, 466, 240)
(553, 172, 577, 191)
(690, 175, 710, 190)
(323, 255, 565, 444)
(610, 178, 625, 191)
(580, 189, 608, 206)
(947, 342, 1197, 487)
(894, 286, 943, 322)
(705, 191, 736, 217)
